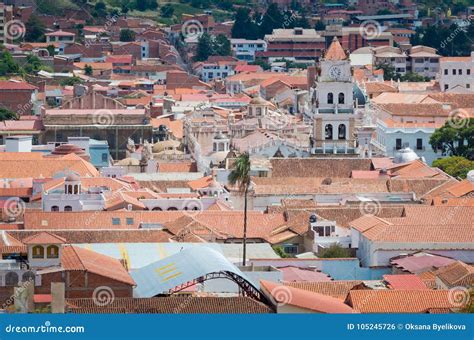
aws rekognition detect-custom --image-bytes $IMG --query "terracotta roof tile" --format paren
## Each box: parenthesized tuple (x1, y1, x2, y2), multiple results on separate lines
(324, 37, 347, 61)
(285, 281, 364, 300)
(67, 297, 272, 313)
(61, 245, 135, 286)
(346, 290, 455, 313)
(22, 232, 67, 245)
(383, 274, 429, 290)
(261, 280, 356, 313)
(433, 261, 474, 288)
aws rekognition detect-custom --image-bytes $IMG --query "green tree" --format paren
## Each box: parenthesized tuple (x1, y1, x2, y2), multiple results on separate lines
(399, 72, 430, 82)
(25, 15, 46, 42)
(314, 20, 326, 30)
(60, 76, 83, 86)
(84, 64, 93, 76)
(120, 28, 136, 42)
(46, 45, 56, 57)
(430, 119, 474, 159)
(0, 107, 16, 121)
(432, 156, 474, 179)
(23, 54, 43, 74)
(319, 244, 351, 258)
(272, 245, 291, 258)
(160, 4, 174, 18)
(231, 8, 260, 40)
(376, 62, 399, 81)
(228, 152, 251, 266)
(260, 3, 284, 36)
(194, 32, 213, 61)
(0, 50, 22, 76)
(93, 1, 107, 18)
(213, 34, 231, 56)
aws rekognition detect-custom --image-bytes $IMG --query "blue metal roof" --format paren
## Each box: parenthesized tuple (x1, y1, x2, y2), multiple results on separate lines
(130, 246, 258, 298)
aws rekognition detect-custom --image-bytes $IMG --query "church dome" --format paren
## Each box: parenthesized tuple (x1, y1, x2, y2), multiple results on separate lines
(65, 173, 80, 182)
(394, 147, 420, 164)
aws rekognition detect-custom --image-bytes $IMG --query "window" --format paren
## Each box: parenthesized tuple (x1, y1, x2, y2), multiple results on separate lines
(22, 271, 35, 283)
(325, 124, 333, 140)
(467, 69, 471, 75)
(338, 124, 346, 140)
(126, 218, 134, 225)
(101, 153, 108, 162)
(47, 245, 59, 258)
(416, 138, 423, 150)
(453, 69, 456, 75)
(112, 218, 121, 225)
(338, 92, 345, 104)
(467, 84, 471, 89)
(444, 69, 448, 75)
(51, 206, 59, 212)
(32, 245, 44, 259)
(396, 138, 402, 150)
(64, 206, 72, 212)
(283, 244, 298, 255)
(444, 84, 449, 90)
(459, 69, 462, 75)
(5, 272, 19, 286)
(327, 93, 334, 104)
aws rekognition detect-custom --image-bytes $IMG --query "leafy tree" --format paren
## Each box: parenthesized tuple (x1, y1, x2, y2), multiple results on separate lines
(314, 20, 326, 30)
(0, 107, 16, 121)
(228, 152, 251, 266)
(260, 3, 284, 36)
(60, 76, 83, 86)
(134, 0, 158, 11)
(212, 34, 231, 56)
(194, 32, 213, 61)
(25, 15, 46, 42)
(399, 72, 430, 82)
(432, 156, 474, 179)
(23, 54, 43, 74)
(251, 59, 270, 70)
(376, 62, 398, 81)
(377, 9, 392, 15)
(160, 4, 174, 18)
(93, 1, 107, 18)
(46, 45, 56, 56)
(273, 246, 292, 258)
(319, 244, 351, 258)
(119, 28, 136, 42)
(430, 119, 474, 160)
(231, 8, 260, 40)
(84, 64, 93, 76)
(0, 50, 22, 76)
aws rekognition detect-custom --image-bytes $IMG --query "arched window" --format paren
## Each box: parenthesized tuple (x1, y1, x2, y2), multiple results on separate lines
(325, 124, 333, 140)
(338, 92, 345, 104)
(327, 93, 334, 104)
(338, 124, 346, 140)
(22, 271, 35, 283)
(256, 107, 262, 116)
(152, 207, 162, 211)
(338, 124, 346, 139)
(5, 272, 19, 286)
(47, 245, 59, 259)
(64, 206, 72, 212)
(51, 206, 59, 212)
(167, 207, 178, 211)
(32, 245, 44, 259)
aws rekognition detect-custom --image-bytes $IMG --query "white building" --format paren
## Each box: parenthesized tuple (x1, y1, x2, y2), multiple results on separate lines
(230, 39, 267, 62)
(375, 120, 443, 165)
(438, 52, 474, 92)
(194, 61, 236, 82)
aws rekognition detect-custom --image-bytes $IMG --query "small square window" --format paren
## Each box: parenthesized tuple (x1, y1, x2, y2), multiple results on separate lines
(126, 218, 134, 225)
(112, 218, 120, 225)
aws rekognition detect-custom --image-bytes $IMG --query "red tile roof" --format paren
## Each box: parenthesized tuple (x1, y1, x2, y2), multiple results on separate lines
(346, 290, 455, 313)
(383, 274, 428, 290)
(261, 280, 356, 313)
(61, 245, 135, 286)
(324, 37, 347, 61)
(22, 232, 67, 245)
(0, 81, 37, 91)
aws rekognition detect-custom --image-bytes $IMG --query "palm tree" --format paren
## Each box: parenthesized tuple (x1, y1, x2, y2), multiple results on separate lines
(228, 152, 251, 266)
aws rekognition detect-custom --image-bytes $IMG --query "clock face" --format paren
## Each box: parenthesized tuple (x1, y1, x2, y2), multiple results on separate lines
(329, 66, 342, 80)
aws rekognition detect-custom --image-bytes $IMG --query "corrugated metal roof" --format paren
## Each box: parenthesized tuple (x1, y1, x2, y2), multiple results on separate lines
(130, 246, 257, 298)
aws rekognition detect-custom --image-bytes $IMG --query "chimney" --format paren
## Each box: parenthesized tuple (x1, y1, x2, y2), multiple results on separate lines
(51, 282, 65, 313)
(5, 136, 33, 153)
